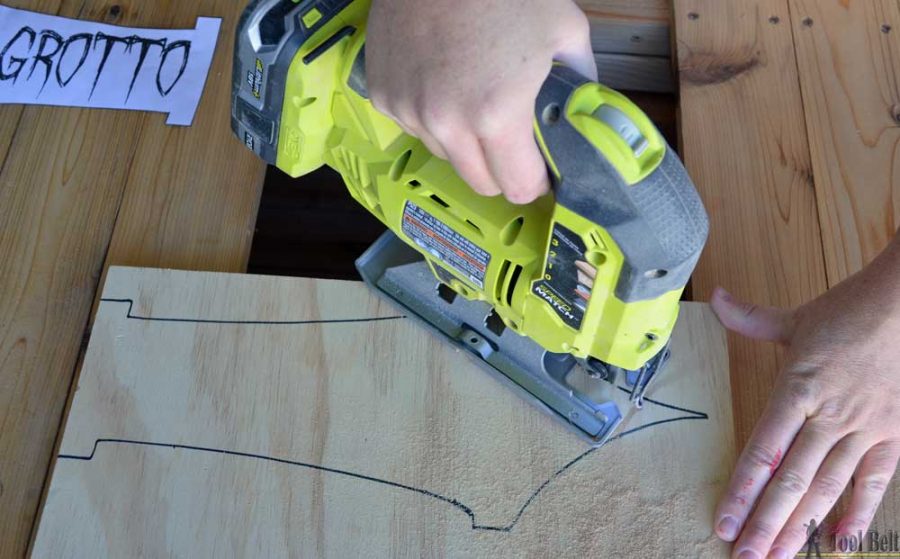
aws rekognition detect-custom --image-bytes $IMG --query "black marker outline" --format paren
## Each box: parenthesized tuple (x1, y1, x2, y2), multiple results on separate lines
(99, 298, 406, 326)
(58, 298, 709, 532)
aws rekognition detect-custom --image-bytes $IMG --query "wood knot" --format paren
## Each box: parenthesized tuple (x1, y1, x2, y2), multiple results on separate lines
(769, 15, 780, 25)
(681, 53, 760, 86)
(687, 12, 700, 21)
(802, 17, 814, 27)
(108, 4, 122, 18)
(883, 24, 893, 34)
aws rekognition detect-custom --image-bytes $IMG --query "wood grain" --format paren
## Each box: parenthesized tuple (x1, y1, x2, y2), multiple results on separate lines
(579, 0, 672, 60)
(673, 0, 830, 446)
(0, 3, 155, 554)
(578, 0, 671, 23)
(101, 0, 265, 274)
(789, 0, 900, 284)
(0, 2, 265, 556)
(0, 1, 64, 172)
(33, 267, 734, 558)
(595, 52, 674, 93)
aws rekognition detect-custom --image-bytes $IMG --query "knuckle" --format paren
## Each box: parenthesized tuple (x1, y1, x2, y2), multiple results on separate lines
(472, 98, 506, 137)
(774, 468, 810, 495)
(778, 522, 809, 543)
(870, 442, 900, 466)
(841, 516, 873, 534)
(859, 474, 891, 495)
(811, 474, 846, 500)
(784, 376, 818, 409)
(419, 105, 456, 138)
(744, 518, 778, 540)
(815, 397, 851, 425)
(744, 442, 780, 471)
(559, 11, 591, 42)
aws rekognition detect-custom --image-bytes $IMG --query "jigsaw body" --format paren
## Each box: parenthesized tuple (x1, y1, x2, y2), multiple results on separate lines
(232, 0, 709, 444)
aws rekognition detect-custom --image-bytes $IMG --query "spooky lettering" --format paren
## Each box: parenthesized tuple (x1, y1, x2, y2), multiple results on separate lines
(0, 5, 220, 126)
(0, 26, 193, 98)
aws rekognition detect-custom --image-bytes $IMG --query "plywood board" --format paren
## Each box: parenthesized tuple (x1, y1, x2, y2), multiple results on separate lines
(673, 0, 830, 446)
(33, 267, 733, 557)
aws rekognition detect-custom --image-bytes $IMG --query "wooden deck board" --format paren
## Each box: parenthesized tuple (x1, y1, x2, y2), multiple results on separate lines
(673, 0, 830, 447)
(101, 0, 265, 274)
(0, 91, 144, 559)
(0, 2, 265, 556)
(789, 0, 900, 285)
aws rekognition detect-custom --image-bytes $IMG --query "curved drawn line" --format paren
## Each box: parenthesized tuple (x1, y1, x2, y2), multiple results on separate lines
(57, 400, 707, 532)
(85, 297, 710, 530)
(100, 298, 406, 326)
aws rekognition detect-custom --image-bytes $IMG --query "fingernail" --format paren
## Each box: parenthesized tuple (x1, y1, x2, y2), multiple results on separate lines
(738, 550, 759, 559)
(768, 548, 788, 559)
(716, 515, 739, 540)
(717, 287, 733, 302)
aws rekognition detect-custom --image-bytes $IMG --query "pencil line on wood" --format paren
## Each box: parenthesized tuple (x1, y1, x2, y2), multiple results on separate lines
(57, 399, 708, 533)
(99, 298, 406, 325)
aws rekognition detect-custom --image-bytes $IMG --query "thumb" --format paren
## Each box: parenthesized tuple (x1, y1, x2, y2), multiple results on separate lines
(710, 287, 795, 343)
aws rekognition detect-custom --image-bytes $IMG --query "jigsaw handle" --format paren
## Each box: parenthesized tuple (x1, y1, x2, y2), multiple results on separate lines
(533, 65, 708, 304)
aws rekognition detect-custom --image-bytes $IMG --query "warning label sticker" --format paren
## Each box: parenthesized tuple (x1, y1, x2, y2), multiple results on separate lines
(402, 201, 490, 289)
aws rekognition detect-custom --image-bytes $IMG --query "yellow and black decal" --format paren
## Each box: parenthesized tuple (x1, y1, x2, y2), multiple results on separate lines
(532, 224, 589, 329)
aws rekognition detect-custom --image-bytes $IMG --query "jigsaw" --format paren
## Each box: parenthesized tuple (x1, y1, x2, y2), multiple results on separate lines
(231, 0, 709, 445)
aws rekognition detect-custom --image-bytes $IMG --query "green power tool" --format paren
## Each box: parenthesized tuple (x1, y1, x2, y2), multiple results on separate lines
(231, 0, 709, 444)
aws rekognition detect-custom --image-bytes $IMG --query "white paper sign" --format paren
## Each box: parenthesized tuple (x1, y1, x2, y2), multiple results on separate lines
(0, 5, 221, 126)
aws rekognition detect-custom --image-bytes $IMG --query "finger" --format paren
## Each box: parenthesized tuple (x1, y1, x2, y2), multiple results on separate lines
(437, 130, 502, 197)
(715, 396, 806, 542)
(479, 113, 551, 204)
(768, 435, 868, 559)
(710, 287, 795, 343)
(732, 421, 838, 558)
(398, 119, 449, 161)
(836, 441, 900, 541)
